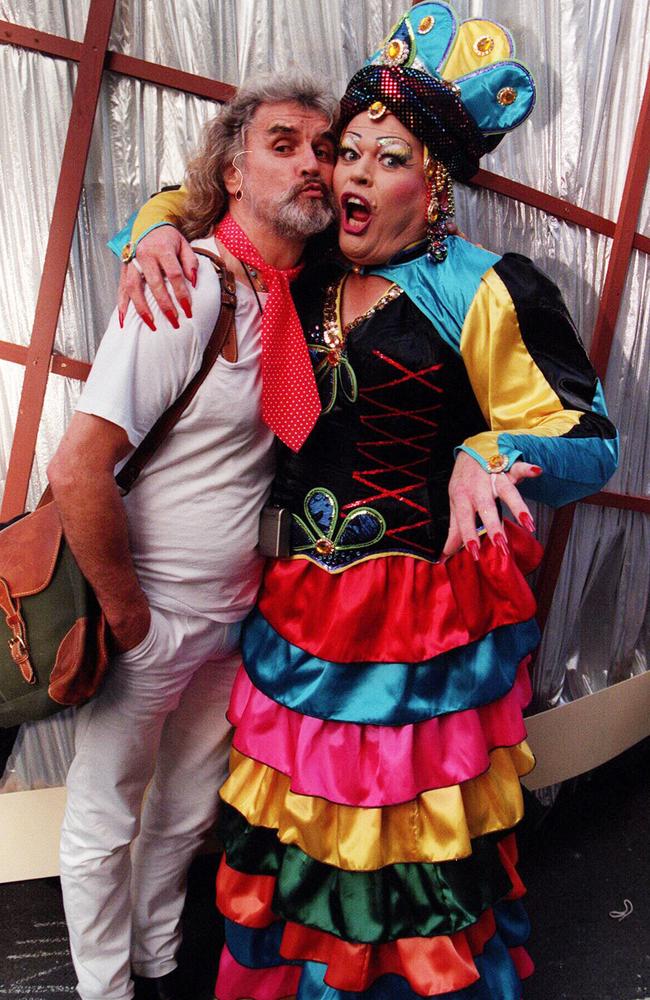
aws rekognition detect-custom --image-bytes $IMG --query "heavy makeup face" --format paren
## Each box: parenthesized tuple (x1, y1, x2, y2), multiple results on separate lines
(226, 100, 337, 239)
(334, 111, 428, 266)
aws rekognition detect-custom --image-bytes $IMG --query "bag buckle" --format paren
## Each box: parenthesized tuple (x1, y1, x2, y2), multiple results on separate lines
(0, 577, 35, 684)
(9, 634, 35, 684)
(8, 634, 35, 684)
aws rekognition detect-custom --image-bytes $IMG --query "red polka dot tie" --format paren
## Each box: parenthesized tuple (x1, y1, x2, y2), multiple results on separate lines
(215, 214, 321, 452)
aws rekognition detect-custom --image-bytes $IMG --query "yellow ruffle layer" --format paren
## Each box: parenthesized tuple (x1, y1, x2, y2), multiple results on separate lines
(220, 743, 534, 871)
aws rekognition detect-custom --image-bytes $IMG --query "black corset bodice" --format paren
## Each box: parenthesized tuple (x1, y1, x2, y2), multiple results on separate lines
(272, 277, 487, 568)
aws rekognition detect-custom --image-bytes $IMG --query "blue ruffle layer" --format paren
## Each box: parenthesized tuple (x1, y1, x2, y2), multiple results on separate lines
(242, 610, 540, 725)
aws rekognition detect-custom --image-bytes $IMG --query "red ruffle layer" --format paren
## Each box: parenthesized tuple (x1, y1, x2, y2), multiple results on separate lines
(218, 860, 277, 929)
(215, 939, 532, 1000)
(497, 833, 526, 901)
(279, 908, 494, 994)
(258, 521, 542, 663)
(511, 944, 535, 980)
(229, 660, 532, 805)
(215, 938, 532, 1000)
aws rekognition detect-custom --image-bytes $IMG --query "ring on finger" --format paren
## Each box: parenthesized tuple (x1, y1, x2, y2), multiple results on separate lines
(490, 473, 504, 498)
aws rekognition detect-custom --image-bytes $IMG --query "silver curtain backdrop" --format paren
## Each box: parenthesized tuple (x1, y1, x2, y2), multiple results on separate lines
(0, 0, 649, 790)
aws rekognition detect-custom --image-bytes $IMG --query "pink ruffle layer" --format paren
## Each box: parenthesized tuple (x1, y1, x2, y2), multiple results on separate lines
(229, 660, 532, 806)
(215, 945, 300, 1000)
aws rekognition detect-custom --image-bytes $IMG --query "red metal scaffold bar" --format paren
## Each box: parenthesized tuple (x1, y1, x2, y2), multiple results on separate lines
(0, 2, 118, 521)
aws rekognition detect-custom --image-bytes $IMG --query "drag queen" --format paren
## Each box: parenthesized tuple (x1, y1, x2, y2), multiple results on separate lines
(115, 5, 618, 996)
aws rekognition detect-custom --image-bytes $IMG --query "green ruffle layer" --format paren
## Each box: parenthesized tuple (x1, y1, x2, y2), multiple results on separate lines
(220, 802, 514, 943)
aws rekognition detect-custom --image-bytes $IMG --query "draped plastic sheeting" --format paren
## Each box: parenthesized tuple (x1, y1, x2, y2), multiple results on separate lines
(460, 0, 650, 218)
(106, 0, 405, 92)
(0, 0, 90, 38)
(0, 0, 649, 791)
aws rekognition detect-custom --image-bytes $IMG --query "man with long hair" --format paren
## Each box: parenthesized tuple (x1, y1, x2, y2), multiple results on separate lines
(47, 72, 337, 1000)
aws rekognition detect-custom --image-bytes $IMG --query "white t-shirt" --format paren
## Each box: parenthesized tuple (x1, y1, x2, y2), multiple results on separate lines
(77, 236, 275, 623)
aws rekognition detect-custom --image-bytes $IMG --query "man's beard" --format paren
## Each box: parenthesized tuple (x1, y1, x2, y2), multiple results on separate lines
(249, 181, 335, 238)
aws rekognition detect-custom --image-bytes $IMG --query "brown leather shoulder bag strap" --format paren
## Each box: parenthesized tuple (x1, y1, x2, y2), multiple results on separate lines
(115, 248, 237, 495)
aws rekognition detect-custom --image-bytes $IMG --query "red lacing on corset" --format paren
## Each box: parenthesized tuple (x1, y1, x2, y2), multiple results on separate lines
(342, 351, 444, 555)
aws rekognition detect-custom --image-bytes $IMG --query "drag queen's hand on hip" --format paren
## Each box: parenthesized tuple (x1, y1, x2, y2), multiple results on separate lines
(442, 451, 542, 561)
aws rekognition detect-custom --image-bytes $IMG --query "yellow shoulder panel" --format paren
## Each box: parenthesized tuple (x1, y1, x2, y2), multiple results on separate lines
(459, 268, 582, 463)
(131, 185, 188, 242)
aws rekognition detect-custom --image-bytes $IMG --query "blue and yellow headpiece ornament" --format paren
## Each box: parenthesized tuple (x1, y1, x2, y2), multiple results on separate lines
(340, 0, 536, 182)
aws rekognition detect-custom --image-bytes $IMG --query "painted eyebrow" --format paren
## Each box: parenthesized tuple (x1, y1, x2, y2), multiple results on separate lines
(377, 136, 413, 151)
(339, 132, 362, 148)
(341, 131, 412, 148)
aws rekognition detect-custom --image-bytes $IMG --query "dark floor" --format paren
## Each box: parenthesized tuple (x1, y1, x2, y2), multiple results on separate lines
(1, 737, 649, 1000)
(520, 737, 650, 1000)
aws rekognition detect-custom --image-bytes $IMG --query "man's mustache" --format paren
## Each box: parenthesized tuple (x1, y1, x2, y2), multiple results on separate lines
(283, 180, 334, 207)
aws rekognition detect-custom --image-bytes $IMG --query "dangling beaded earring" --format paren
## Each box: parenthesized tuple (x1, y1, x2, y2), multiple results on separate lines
(424, 157, 455, 263)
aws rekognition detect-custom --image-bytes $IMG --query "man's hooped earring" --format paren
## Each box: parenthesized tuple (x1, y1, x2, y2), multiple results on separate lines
(231, 150, 249, 203)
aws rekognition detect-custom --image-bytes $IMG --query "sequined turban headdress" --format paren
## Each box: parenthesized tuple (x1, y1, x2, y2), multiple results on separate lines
(339, 0, 536, 184)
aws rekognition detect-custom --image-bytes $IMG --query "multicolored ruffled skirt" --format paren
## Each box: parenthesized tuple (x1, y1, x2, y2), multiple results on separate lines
(215, 520, 543, 999)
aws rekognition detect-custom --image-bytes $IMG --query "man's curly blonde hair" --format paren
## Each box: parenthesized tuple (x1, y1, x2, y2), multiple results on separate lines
(175, 71, 339, 241)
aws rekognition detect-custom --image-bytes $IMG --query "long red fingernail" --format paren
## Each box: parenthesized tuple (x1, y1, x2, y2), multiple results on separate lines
(530, 466, 543, 475)
(141, 313, 156, 331)
(519, 512, 536, 533)
(467, 540, 480, 562)
(164, 309, 179, 329)
(180, 297, 193, 319)
(118, 309, 124, 329)
(493, 532, 509, 557)
(190, 268, 198, 288)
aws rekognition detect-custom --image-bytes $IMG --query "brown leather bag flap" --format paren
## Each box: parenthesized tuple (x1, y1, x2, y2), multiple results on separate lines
(0, 501, 63, 597)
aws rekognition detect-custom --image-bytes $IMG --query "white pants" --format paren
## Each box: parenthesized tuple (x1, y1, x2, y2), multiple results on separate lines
(59, 606, 241, 1000)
